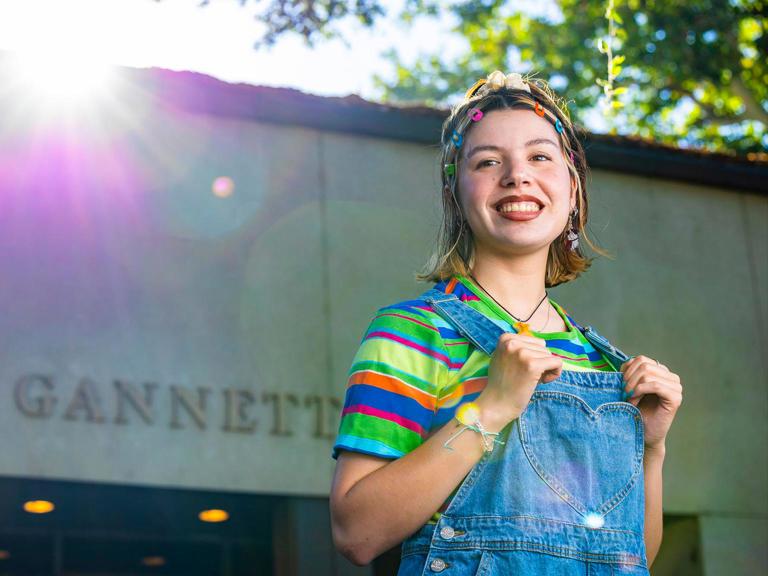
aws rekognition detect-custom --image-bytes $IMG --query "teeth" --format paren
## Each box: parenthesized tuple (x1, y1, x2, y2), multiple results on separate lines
(498, 202, 541, 213)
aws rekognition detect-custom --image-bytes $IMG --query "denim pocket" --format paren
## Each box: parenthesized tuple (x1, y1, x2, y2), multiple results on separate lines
(519, 391, 644, 516)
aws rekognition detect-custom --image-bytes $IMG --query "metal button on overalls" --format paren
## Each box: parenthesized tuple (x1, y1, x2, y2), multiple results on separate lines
(429, 558, 447, 572)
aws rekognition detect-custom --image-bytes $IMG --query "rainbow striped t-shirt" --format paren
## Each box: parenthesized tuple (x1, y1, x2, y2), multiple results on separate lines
(332, 275, 615, 463)
(332, 276, 614, 523)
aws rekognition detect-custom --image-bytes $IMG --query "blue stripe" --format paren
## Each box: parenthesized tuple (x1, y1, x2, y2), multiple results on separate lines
(332, 435, 405, 460)
(344, 384, 435, 427)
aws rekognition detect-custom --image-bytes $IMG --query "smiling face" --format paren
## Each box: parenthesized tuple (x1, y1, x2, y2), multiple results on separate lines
(456, 108, 575, 261)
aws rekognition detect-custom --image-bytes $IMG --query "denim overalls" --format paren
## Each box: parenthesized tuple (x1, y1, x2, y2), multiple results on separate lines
(397, 289, 649, 575)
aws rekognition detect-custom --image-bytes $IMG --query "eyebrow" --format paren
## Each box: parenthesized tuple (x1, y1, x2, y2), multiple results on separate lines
(465, 138, 560, 160)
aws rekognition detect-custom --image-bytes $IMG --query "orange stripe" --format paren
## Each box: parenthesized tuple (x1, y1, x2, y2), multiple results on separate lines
(437, 377, 487, 407)
(445, 277, 458, 294)
(347, 371, 436, 411)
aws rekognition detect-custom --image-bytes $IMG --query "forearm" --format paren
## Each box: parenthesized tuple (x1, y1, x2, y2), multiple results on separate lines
(643, 444, 665, 567)
(331, 417, 495, 565)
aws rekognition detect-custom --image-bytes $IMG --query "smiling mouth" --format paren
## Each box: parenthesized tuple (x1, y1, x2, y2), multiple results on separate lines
(496, 201, 542, 213)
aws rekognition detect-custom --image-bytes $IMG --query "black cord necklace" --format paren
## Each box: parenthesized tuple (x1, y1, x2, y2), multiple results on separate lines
(469, 274, 549, 333)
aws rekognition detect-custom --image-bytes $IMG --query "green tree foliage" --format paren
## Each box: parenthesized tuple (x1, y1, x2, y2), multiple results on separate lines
(185, 0, 765, 155)
(376, 0, 766, 155)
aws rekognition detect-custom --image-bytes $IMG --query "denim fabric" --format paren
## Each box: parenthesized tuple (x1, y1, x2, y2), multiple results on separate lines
(398, 291, 648, 575)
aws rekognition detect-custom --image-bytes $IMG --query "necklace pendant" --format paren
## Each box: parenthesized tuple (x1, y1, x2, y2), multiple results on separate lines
(514, 321, 531, 335)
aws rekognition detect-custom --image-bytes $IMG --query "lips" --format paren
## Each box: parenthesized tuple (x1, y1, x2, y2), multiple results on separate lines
(493, 194, 545, 221)
(494, 195, 544, 212)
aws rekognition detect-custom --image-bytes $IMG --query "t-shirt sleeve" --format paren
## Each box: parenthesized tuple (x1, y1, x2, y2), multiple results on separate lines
(332, 301, 450, 460)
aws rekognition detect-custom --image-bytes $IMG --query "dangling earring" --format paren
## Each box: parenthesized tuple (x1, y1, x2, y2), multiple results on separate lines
(565, 207, 579, 251)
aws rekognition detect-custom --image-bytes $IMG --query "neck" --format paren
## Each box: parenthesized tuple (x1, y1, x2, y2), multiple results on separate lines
(469, 247, 549, 321)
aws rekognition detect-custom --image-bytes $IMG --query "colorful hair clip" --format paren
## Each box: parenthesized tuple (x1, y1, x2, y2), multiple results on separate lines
(469, 108, 484, 122)
(464, 79, 487, 99)
(444, 163, 456, 177)
(451, 130, 464, 147)
(555, 118, 564, 133)
(569, 151, 575, 163)
(534, 101, 546, 117)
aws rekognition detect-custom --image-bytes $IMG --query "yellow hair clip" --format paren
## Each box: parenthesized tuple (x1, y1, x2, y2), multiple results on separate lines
(464, 79, 487, 100)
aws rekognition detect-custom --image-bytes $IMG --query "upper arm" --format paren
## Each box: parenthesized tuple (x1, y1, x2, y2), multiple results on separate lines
(330, 450, 391, 505)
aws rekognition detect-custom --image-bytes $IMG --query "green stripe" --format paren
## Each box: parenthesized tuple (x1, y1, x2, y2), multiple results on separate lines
(339, 413, 423, 452)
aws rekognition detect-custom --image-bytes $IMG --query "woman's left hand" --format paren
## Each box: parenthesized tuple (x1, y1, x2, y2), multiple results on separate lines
(620, 355, 683, 452)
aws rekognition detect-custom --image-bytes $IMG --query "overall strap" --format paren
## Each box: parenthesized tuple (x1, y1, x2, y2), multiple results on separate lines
(422, 289, 508, 356)
(422, 288, 632, 371)
(562, 311, 631, 371)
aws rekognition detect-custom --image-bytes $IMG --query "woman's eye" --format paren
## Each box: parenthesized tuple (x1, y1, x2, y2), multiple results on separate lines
(477, 159, 499, 168)
(531, 154, 551, 161)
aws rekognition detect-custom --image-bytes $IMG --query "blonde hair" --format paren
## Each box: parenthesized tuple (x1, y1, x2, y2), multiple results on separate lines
(418, 74, 610, 287)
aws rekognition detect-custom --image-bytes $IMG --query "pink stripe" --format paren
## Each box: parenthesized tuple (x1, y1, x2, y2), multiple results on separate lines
(343, 404, 425, 436)
(367, 330, 453, 366)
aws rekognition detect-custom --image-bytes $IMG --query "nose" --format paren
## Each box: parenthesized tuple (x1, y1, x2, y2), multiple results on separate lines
(500, 162, 530, 188)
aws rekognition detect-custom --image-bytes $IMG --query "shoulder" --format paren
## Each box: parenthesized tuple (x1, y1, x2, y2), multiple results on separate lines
(366, 281, 454, 334)
(351, 282, 460, 368)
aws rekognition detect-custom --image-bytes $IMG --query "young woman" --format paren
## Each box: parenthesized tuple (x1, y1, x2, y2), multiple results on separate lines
(330, 71, 682, 575)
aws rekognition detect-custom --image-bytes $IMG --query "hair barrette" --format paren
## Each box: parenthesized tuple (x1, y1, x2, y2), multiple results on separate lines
(555, 118, 564, 133)
(469, 108, 484, 122)
(444, 163, 456, 177)
(451, 130, 464, 147)
(534, 101, 546, 117)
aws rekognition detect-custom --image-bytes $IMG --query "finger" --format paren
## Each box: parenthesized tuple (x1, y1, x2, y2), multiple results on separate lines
(623, 355, 667, 383)
(626, 378, 680, 406)
(534, 356, 564, 383)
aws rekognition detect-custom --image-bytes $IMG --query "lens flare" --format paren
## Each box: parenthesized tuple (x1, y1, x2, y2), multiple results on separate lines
(212, 176, 235, 198)
(583, 512, 605, 528)
(456, 402, 480, 425)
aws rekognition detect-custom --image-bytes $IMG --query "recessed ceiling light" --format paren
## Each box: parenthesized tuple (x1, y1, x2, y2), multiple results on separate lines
(198, 508, 229, 523)
(23, 500, 55, 514)
(141, 556, 166, 567)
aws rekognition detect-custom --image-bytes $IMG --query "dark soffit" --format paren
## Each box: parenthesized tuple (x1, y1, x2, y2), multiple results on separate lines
(125, 66, 767, 195)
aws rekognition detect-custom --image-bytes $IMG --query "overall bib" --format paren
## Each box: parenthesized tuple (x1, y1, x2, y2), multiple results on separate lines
(397, 290, 649, 575)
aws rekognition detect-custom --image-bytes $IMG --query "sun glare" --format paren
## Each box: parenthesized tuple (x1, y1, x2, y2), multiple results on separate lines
(6, 50, 117, 108)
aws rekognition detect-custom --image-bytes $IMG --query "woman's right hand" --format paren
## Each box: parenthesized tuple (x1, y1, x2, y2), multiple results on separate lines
(475, 332, 563, 431)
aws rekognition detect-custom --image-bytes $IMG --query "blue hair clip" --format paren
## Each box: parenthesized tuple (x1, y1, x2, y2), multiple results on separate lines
(555, 118, 564, 133)
(451, 130, 464, 147)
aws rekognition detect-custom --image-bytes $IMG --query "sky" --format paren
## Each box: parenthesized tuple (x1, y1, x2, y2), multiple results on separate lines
(0, 0, 462, 99)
